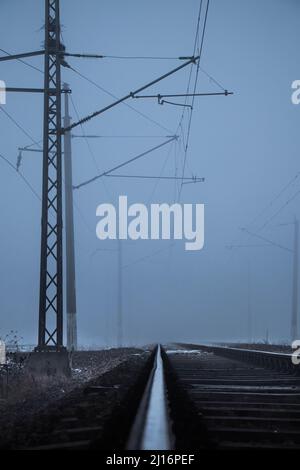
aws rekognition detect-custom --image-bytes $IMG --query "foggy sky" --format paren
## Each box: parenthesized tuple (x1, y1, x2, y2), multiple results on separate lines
(0, 0, 299, 347)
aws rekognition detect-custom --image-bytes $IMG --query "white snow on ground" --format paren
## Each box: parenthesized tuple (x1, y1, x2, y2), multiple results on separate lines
(165, 349, 206, 355)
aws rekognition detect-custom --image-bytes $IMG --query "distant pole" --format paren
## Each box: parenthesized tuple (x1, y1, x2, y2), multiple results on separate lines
(265, 328, 269, 344)
(247, 260, 252, 343)
(117, 239, 123, 347)
(291, 217, 299, 342)
(63, 83, 78, 351)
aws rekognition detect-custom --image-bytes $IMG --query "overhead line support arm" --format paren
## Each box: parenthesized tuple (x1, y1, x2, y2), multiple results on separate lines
(5, 87, 71, 94)
(0, 50, 45, 61)
(62, 55, 199, 134)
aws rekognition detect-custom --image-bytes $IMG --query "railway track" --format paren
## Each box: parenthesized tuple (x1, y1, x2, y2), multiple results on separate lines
(165, 344, 300, 449)
(22, 346, 173, 451)
(5, 343, 300, 450)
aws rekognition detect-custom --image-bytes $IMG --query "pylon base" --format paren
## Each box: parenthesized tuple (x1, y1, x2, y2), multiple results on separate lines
(26, 348, 71, 377)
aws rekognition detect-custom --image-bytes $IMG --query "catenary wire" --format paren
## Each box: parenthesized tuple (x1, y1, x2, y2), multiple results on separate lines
(179, 0, 210, 197)
(70, 94, 112, 198)
(68, 65, 173, 134)
(0, 107, 41, 148)
(0, 152, 41, 200)
(74, 136, 177, 190)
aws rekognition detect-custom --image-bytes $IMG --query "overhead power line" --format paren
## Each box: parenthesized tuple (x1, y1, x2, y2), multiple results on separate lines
(68, 65, 173, 134)
(175, 0, 205, 141)
(240, 228, 293, 253)
(0, 107, 41, 147)
(198, 66, 227, 92)
(65, 52, 194, 60)
(123, 243, 175, 270)
(13, 144, 95, 235)
(0, 152, 41, 200)
(104, 174, 204, 182)
(104, 55, 191, 60)
(74, 136, 177, 190)
(63, 56, 199, 133)
(226, 244, 270, 249)
(146, 139, 177, 204)
(248, 172, 300, 230)
(70, 94, 112, 199)
(180, 0, 210, 195)
(227, 171, 300, 256)
(258, 187, 300, 231)
(72, 134, 172, 139)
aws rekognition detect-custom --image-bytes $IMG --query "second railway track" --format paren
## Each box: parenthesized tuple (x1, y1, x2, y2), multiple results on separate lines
(165, 344, 300, 449)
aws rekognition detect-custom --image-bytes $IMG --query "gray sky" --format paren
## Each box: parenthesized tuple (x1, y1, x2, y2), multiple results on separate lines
(0, 0, 299, 346)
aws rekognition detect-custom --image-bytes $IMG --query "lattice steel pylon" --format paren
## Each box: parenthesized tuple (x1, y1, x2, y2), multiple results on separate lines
(37, 0, 64, 351)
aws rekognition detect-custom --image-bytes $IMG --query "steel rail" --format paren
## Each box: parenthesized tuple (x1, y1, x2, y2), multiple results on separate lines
(127, 345, 173, 450)
(180, 343, 300, 375)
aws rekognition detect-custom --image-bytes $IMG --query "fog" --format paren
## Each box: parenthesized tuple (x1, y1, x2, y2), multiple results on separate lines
(0, 0, 299, 347)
